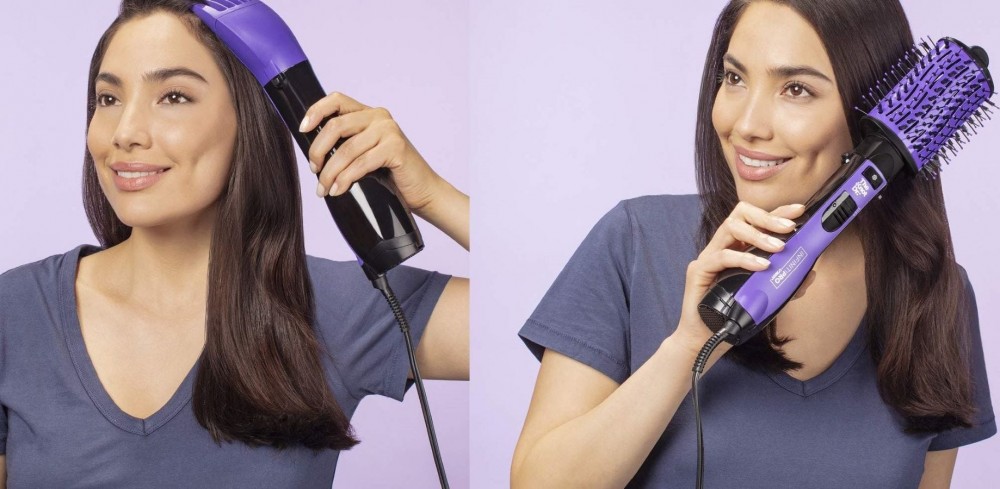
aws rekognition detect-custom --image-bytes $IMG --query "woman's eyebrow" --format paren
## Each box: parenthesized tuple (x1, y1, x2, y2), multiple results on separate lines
(95, 67, 209, 86)
(723, 53, 832, 83)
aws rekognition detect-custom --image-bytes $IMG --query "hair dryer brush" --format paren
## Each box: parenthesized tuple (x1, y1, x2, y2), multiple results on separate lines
(192, 2, 450, 488)
(690, 37, 994, 489)
(697, 37, 994, 347)
(193, 0, 422, 282)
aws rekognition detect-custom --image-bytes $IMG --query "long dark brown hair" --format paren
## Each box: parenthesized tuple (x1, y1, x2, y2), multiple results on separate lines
(83, 0, 359, 450)
(695, 0, 974, 432)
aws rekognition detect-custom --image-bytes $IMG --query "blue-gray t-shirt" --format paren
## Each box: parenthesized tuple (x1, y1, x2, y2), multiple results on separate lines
(0, 244, 450, 488)
(519, 194, 996, 488)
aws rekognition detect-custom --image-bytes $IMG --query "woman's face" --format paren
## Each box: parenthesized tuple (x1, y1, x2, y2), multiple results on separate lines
(87, 11, 237, 231)
(711, 1, 853, 212)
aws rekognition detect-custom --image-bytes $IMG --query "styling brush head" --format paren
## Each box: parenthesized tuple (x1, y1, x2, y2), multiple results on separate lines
(192, 0, 307, 86)
(859, 37, 995, 179)
(698, 37, 995, 347)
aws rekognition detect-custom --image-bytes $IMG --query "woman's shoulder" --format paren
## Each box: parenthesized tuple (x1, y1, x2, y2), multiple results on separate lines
(304, 254, 370, 284)
(603, 193, 702, 229)
(596, 194, 702, 249)
(618, 193, 702, 216)
(0, 245, 90, 295)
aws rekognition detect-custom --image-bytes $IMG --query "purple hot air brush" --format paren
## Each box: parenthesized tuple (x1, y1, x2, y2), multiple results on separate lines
(191, 2, 449, 487)
(193, 0, 422, 283)
(691, 37, 994, 489)
(697, 37, 994, 347)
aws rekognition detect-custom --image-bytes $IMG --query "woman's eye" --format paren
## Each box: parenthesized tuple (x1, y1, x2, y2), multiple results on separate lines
(722, 70, 743, 86)
(783, 82, 813, 98)
(95, 94, 117, 107)
(162, 91, 192, 104)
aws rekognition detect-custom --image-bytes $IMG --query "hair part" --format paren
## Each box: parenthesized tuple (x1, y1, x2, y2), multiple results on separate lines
(695, 0, 974, 432)
(83, 0, 358, 450)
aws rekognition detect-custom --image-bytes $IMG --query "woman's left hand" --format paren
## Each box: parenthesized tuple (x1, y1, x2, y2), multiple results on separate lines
(300, 92, 443, 213)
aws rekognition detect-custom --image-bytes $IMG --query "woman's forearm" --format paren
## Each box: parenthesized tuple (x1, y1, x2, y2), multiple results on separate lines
(415, 177, 469, 251)
(511, 334, 729, 488)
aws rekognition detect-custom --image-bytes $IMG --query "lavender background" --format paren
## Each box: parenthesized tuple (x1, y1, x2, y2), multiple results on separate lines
(0, 1, 468, 487)
(471, 0, 1000, 487)
(4, 0, 1000, 487)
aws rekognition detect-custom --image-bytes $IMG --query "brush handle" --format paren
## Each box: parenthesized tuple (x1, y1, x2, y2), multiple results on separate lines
(698, 37, 994, 345)
(264, 61, 423, 280)
(700, 136, 904, 345)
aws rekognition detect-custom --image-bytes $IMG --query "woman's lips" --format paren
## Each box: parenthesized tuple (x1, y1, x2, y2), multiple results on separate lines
(734, 150, 791, 182)
(112, 168, 170, 192)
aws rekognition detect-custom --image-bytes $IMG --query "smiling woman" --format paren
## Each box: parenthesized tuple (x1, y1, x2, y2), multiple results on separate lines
(87, 13, 238, 231)
(510, 0, 995, 487)
(94, 65, 218, 192)
(0, 0, 469, 487)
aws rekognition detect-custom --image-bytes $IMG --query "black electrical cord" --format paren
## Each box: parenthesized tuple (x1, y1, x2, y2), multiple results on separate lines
(691, 323, 738, 489)
(372, 274, 450, 489)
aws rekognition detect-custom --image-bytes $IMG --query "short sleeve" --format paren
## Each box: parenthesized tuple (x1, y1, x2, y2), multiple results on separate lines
(518, 201, 634, 384)
(929, 267, 996, 450)
(308, 258, 452, 402)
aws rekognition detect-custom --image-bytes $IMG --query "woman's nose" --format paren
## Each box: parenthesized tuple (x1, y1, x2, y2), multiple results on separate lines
(111, 102, 152, 151)
(733, 92, 774, 142)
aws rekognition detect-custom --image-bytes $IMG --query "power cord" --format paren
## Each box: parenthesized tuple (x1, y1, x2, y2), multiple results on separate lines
(372, 274, 450, 489)
(691, 322, 739, 489)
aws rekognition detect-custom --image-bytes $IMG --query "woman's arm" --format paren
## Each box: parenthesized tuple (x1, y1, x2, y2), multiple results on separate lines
(917, 449, 957, 489)
(412, 179, 469, 251)
(512, 202, 803, 487)
(510, 336, 728, 488)
(414, 277, 469, 380)
(301, 92, 470, 379)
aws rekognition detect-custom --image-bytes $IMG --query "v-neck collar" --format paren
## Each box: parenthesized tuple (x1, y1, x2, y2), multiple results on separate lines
(765, 315, 869, 397)
(59, 244, 200, 436)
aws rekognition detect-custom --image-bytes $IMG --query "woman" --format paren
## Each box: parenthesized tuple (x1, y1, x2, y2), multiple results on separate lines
(0, 0, 468, 487)
(512, 1, 995, 487)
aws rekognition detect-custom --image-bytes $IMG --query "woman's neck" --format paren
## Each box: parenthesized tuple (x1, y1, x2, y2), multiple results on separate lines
(97, 209, 217, 313)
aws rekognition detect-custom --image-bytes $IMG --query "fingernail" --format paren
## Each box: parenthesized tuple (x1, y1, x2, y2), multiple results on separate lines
(309, 162, 318, 173)
(327, 182, 339, 196)
(767, 236, 784, 248)
(777, 217, 796, 228)
(316, 182, 325, 197)
(299, 115, 311, 133)
(793, 204, 805, 210)
(754, 256, 770, 267)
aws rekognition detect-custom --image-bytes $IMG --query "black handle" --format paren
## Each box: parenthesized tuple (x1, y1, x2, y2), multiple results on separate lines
(264, 61, 422, 278)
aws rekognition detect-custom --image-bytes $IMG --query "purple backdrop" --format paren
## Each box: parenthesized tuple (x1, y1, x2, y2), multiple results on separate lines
(471, 0, 1000, 487)
(0, 1, 468, 487)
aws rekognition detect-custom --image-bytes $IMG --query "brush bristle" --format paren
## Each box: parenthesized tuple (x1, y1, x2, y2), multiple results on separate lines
(860, 37, 993, 179)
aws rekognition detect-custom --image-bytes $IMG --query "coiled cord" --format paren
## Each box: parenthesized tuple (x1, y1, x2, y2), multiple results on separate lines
(372, 274, 450, 489)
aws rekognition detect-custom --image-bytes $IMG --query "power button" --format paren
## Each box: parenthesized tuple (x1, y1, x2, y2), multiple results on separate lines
(862, 166, 883, 190)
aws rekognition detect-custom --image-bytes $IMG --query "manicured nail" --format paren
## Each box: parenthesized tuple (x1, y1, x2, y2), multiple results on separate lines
(316, 182, 325, 197)
(777, 217, 796, 228)
(327, 182, 339, 196)
(299, 115, 311, 133)
(766, 236, 784, 248)
(754, 256, 770, 267)
(309, 162, 318, 173)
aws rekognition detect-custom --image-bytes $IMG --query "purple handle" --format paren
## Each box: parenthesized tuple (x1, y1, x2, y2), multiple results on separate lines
(733, 160, 886, 323)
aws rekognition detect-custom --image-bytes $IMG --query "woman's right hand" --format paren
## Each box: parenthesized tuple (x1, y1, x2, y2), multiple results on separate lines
(669, 201, 807, 359)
